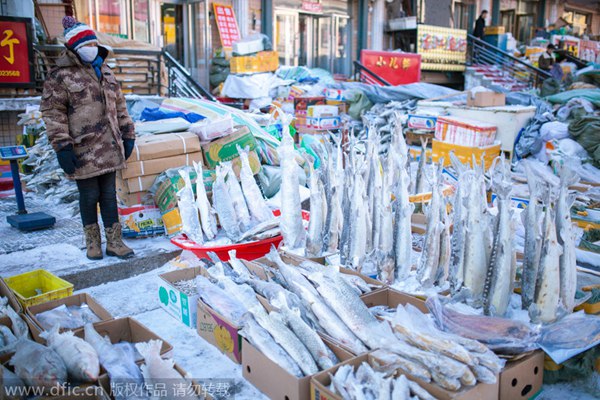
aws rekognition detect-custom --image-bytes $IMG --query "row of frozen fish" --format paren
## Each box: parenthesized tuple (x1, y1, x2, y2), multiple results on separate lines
(177, 147, 278, 245)
(190, 249, 504, 393)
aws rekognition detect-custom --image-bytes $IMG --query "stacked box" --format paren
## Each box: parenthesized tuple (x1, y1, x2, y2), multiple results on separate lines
(229, 51, 279, 74)
(116, 132, 203, 206)
(434, 116, 497, 147)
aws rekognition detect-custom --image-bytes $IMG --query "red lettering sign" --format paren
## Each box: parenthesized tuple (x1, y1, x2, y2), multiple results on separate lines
(302, 1, 323, 13)
(360, 50, 421, 86)
(213, 3, 240, 48)
(0, 17, 34, 87)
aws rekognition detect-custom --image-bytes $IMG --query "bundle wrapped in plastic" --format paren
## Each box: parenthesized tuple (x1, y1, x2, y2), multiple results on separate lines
(426, 296, 539, 355)
(9, 339, 67, 390)
(35, 303, 101, 331)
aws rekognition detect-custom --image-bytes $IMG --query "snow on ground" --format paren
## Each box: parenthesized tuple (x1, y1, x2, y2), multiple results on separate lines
(76, 261, 267, 400)
(0, 236, 178, 277)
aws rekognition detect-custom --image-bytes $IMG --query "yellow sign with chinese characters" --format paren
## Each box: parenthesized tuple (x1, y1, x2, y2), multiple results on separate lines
(417, 24, 467, 71)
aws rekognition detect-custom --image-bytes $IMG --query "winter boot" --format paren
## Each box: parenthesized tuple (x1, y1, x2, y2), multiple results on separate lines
(105, 222, 134, 258)
(83, 224, 103, 260)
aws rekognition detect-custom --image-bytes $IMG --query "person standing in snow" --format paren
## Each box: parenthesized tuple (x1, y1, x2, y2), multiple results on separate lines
(473, 10, 488, 40)
(41, 16, 135, 260)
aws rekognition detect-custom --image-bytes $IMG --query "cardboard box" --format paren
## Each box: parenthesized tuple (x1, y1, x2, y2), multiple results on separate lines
(153, 167, 216, 236)
(326, 100, 348, 114)
(116, 191, 153, 207)
(80, 317, 173, 357)
(408, 114, 438, 130)
(435, 116, 497, 147)
(294, 96, 326, 113)
(484, 26, 506, 35)
(118, 205, 165, 238)
(201, 126, 261, 176)
(243, 336, 354, 400)
(0, 277, 22, 313)
(307, 116, 341, 130)
(360, 287, 429, 314)
(307, 105, 339, 118)
(230, 51, 279, 74)
(323, 88, 347, 102)
(196, 297, 246, 364)
(158, 266, 205, 329)
(125, 174, 159, 193)
(312, 353, 498, 400)
(130, 132, 201, 161)
(467, 92, 506, 108)
(121, 152, 205, 180)
(499, 351, 544, 400)
(432, 139, 501, 171)
(26, 293, 113, 343)
(98, 363, 208, 400)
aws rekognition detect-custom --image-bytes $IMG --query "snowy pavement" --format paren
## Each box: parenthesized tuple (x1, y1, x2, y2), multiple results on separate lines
(75, 261, 268, 400)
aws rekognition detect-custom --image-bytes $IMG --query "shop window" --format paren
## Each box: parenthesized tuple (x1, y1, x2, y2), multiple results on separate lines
(133, 0, 149, 42)
(563, 9, 590, 36)
(501, 10, 515, 36)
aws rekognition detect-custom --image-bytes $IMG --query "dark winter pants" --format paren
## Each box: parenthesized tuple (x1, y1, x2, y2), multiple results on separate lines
(75, 172, 118, 227)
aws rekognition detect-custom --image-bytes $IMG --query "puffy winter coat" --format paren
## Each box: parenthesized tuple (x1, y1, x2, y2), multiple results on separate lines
(41, 46, 135, 180)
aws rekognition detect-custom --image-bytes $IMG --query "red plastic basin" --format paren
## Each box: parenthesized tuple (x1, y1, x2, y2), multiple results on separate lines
(170, 210, 309, 261)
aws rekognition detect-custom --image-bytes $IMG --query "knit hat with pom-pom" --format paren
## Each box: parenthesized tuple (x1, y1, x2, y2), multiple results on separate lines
(62, 16, 98, 50)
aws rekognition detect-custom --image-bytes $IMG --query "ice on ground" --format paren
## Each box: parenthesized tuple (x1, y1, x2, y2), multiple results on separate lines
(392, 271, 449, 297)
(75, 263, 172, 317)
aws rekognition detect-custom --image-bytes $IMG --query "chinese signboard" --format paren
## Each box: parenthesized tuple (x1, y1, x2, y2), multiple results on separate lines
(552, 35, 581, 58)
(360, 50, 421, 85)
(417, 25, 467, 71)
(0, 17, 34, 88)
(213, 3, 240, 48)
(302, 1, 323, 13)
(580, 40, 600, 63)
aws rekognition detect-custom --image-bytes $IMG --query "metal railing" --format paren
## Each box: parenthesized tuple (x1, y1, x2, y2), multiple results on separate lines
(467, 34, 551, 89)
(4, 45, 213, 101)
(353, 60, 392, 86)
(162, 51, 215, 101)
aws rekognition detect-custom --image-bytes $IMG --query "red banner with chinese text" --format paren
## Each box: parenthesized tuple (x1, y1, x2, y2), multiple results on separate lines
(0, 17, 33, 87)
(213, 3, 241, 48)
(360, 50, 421, 86)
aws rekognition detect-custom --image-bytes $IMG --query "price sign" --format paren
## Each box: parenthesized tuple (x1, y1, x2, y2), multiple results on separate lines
(213, 3, 240, 48)
(0, 16, 34, 88)
(0, 145, 28, 160)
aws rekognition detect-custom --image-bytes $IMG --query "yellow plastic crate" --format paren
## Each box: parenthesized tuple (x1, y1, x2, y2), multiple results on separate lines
(431, 139, 501, 171)
(230, 51, 279, 74)
(4, 269, 74, 308)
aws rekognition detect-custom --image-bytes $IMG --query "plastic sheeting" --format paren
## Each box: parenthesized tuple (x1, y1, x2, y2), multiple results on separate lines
(546, 89, 600, 107)
(330, 82, 459, 104)
(511, 94, 555, 159)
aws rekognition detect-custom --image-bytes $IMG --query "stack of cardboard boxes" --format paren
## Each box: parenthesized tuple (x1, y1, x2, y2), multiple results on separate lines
(230, 36, 279, 75)
(115, 132, 203, 207)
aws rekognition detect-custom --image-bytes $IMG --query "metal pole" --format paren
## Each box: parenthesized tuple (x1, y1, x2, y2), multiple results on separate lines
(261, 0, 273, 41)
(10, 160, 26, 214)
(491, 0, 500, 25)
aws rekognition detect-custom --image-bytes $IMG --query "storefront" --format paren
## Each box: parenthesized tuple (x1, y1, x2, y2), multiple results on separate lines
(272, 0, 352, 76)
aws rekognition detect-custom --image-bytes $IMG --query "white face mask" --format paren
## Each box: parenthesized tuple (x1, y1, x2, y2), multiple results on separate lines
(77, 46, 98, 63)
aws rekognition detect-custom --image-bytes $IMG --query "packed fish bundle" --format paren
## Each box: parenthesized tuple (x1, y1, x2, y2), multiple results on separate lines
(176, 147, 278, 246)
(426, 296, 539, 355)
(34, 303, 101, 331)
(20, 132, 79, 214)
(328, 361, 435, 400)
(373, 303, 504, 391)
